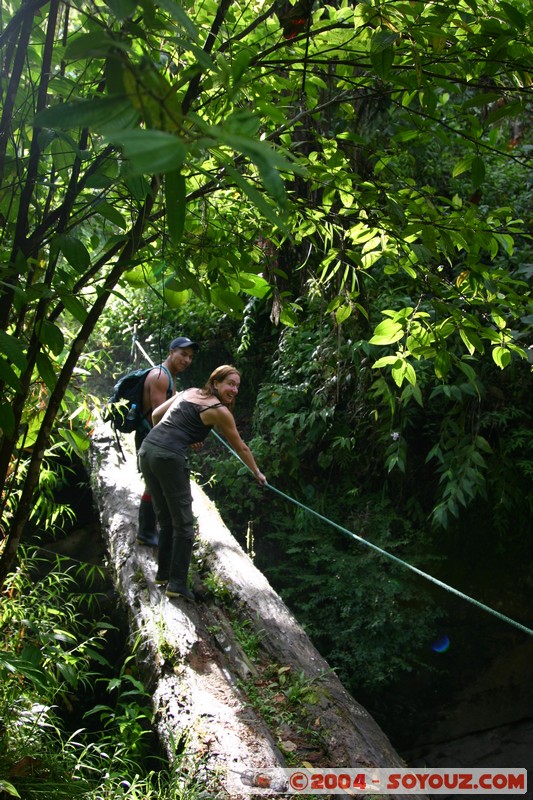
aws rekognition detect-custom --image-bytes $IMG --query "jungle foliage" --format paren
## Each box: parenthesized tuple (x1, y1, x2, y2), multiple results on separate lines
(0, 0, 532, 783)
(1, 0, 532, 585)
(0, 550, 216, 799)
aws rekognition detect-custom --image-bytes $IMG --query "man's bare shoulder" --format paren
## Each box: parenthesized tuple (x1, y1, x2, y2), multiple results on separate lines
(145, 365, 172, 386)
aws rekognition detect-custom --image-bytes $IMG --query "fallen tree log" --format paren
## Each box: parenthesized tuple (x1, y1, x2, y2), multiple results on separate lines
(90, 424, 425, 799)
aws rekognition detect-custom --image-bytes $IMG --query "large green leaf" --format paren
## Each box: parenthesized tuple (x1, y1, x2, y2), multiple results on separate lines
(156, 0, 199, 41)
(109, 129, 187, 175)
(95, 201, 127, 230)
(105, 0, 138, 22)
(35, 352, 57, 391)
(59, 293, 89, 323)
(36, 321, 64, 357)
(64, 31, 132, 60)
(369, 319, 405, 345)
(56, 234, 91, 271)
(210, 286, 245, 315)
(34, 96, 140, 134)
(0, 358, 22, 392)
(0, 330, 27, 371)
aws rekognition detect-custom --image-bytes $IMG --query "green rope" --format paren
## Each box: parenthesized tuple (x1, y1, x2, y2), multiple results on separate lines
(212, 430, 533, 638)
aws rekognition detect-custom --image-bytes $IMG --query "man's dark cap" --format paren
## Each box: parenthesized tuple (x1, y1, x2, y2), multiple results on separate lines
(169, 336, 199, 351)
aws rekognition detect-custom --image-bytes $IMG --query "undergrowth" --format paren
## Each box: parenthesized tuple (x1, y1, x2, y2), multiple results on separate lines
(0, 549, 225, 799)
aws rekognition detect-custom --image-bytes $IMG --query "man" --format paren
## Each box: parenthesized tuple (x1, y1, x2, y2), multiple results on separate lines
(136, 336, 199, 546)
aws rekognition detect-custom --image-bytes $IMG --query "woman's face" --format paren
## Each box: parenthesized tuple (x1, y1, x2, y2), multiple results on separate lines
(214, 372, 240, 405)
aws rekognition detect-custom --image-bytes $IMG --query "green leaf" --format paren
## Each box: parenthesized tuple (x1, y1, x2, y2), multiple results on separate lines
(335, 304, 352, 324)
(457, 360, 477, 382)
(498, 1, 526, 30)
(0, 357, 22, 391)
(373, 355, 400, 369)
(369, 319, 404, 345)
(165, 170, 186, 246)
(105, 0, 138, 21)
(279, 303, 299, 327)
(210, 287, 245, 315)
(51, 134, 77, 172)
(36, 321, 64, 357)
(59, 293, 88, 323)
(156, 0, 199, 40)
(238, 273, 272, 299)
(459, 327, 484, 355)
(59, 427, 91, 454)
(371, 47, 394, 79)
(485, 101, 525, 126)
(56, 234, 91, 270)
(35, 352, 57, 390)
(462, 92, 501, 109)
(163, 286, 190, 308)
(34, 96, 140, 134)
(434, 350, 451, 380)
(0, 779, 21, 798)
(0, 402, 16, 437)
(452, 156, 473, 178)
(95, 201, 127, 229)
(64, 31, 132, 60)
(492, 345, 511, 369)
(0, 330, 27, 371)
(109, 129, 187, 175)
(232, 49, 253, 84)
(371, 30, 400, 53)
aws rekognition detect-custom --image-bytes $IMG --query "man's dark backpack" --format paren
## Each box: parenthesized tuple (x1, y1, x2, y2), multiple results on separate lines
(104, 365, 172, 434)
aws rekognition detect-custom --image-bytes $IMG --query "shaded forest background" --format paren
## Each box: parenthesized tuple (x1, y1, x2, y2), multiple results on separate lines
(1, 0, 532, 796)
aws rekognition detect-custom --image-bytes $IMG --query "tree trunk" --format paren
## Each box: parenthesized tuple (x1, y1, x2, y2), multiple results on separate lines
(90, 423, 425, 800)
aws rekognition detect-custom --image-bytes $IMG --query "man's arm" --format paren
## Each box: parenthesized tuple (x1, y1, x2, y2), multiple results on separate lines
(143, 368, 174, 424)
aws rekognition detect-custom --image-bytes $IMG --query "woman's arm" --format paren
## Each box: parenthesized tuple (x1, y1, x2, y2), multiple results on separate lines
(209, 406, 266, 485)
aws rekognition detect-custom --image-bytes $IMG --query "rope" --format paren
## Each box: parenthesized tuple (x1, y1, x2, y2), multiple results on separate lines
(212, 430, 533, 638)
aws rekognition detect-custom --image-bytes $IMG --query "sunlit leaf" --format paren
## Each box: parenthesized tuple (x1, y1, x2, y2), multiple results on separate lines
(369, 319, 404, 345)
(492, 346, 511, 369)
(59, 293, 88, 323)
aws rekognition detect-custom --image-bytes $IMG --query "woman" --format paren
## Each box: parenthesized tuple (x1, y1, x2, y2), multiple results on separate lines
(138, 365, 266, 601)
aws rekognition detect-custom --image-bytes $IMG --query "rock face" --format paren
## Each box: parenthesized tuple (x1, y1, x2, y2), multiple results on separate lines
(90, 424, 425, 799)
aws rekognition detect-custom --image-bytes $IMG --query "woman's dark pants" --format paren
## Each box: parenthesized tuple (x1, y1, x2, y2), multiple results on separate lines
(138, 443, 195, 593)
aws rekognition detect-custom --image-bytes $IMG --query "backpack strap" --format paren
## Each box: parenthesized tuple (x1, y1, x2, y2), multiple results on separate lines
(160, 364, 173, 397)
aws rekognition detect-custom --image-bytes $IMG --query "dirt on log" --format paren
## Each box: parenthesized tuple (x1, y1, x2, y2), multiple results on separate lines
(90, 424, 424, 799)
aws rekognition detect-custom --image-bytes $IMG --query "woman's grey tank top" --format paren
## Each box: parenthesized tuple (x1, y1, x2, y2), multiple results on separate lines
(143, 396, 223, 455)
